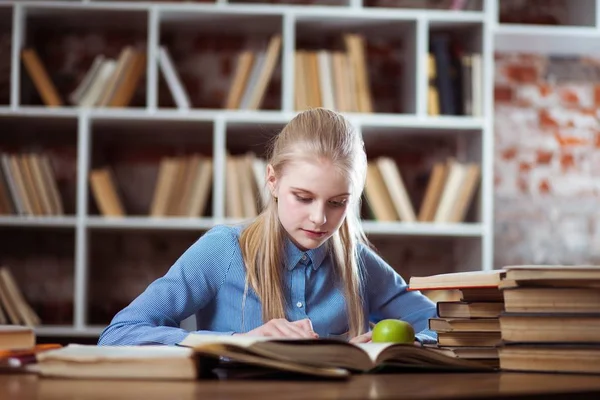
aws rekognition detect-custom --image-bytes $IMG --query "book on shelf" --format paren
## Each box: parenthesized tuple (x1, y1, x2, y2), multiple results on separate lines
(149, 154, 213, 218)
(158, 46, 191, 110)
(0, 267, 42, 327)
(0, 152, 64, 217)
(225, 152, 267, 219)
(224, 34, 282, 111)
(363, 156, 480, 224)
(68, 46, 146, 108)
(294, 33, 372, 113)
(21, 48, 63, 107)
(89, 167, 126, 217)
(427, 32, 482, 117)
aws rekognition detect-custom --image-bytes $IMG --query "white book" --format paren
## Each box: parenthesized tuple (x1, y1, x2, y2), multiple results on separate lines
(79, 59, 116, 108)
(239, 52, 266, 110)
(158, 46, 191, 110)
(317, 50, 335, 110)
(471, 53, 482, 117)
(376, 157, 417, 222)
(69, 54, 105, 105)
(433, 161, 467, 223)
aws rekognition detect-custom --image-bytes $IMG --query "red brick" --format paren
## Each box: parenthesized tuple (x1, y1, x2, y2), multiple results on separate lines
(560, 153, 575, 170)
(554, 133, 589, 147)
(536, 150, 553, 165)
(560, 89, 579, 105)
(595, 132, 600, 148)
(595, 84, 600, 107)
(501, 147, 517, 160)
(539, 179, 551, 194)
(539, 109, 559, 128)
(519, 162, 532, 172)
(538, 83, 552, 97)
(505, 65, 538, 83)
(494, 86, 513, 102)
(517, 177, 528, 194)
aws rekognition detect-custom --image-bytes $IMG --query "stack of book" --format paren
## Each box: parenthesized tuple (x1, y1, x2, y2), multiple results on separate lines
(497, 265, 600, 374)
(409, 270, 505, 368)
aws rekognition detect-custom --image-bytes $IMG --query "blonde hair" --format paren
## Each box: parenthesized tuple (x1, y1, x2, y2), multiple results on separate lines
(239, 108, 370, 338)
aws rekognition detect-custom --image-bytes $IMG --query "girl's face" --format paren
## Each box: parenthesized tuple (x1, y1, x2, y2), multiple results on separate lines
(267, 158, 352, 251)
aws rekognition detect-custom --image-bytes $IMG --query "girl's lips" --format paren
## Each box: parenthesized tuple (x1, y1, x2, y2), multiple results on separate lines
(302, 229, 327, 238)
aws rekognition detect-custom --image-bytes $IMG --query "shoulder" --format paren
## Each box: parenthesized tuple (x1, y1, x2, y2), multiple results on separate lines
(356, 241, 397, 277)
(181, 224, 244, 263)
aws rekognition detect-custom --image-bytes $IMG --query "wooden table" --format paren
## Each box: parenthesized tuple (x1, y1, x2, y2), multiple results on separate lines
(3, 372, 600, 399)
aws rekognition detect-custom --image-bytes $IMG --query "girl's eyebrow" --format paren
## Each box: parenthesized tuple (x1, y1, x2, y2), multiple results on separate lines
(290, 187, 350, 198)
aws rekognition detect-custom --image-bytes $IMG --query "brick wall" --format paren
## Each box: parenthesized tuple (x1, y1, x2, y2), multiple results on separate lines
(494, 53, 600, 268)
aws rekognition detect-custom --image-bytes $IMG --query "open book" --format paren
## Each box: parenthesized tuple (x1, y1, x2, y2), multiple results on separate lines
(178, 334, 493, 377)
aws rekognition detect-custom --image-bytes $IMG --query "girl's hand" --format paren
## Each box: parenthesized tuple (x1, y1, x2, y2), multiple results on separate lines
(349, 331, 372, 344)
(236, 318, 319, 339)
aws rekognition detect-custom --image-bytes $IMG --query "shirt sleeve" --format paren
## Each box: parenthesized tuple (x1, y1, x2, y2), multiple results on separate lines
(97, 225, 239, 346)
(360, 244, 438, 344)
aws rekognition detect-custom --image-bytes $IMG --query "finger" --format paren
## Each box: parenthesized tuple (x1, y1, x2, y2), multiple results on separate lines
(291, 319, 318, 338)
(277, 320, 315, 338)
(292, 318, 313, 331)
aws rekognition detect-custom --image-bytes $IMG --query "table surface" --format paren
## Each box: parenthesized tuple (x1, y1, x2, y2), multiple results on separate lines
(3, 371, 600, 399)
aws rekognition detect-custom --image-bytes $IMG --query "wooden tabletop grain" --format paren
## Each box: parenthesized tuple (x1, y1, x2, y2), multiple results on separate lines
(2, 371, 600, 399)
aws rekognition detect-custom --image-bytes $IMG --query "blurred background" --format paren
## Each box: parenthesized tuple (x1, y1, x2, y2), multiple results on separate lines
(0, 0, 598, 342)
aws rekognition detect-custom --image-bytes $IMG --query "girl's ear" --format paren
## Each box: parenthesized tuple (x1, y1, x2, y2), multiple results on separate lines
(266, 164, 278, 197)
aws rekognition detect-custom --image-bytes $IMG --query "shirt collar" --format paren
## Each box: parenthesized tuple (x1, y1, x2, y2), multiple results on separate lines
(284, 236, 329, 271)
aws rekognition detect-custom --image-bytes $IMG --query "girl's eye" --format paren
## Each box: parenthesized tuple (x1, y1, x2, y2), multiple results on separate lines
(329, 199, 348, 208)
(295, 195, 312, 203)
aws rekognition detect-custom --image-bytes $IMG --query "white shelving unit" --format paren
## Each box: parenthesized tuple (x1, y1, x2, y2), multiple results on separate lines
(0, 0, 502, 338)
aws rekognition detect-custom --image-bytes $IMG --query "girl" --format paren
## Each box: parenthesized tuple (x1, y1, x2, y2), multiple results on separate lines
(98, 108, 438, 346)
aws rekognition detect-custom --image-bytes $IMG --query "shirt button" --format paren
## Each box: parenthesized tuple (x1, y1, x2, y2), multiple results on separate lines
(296, 302, 303, 308)
(301, 254, 307, 261)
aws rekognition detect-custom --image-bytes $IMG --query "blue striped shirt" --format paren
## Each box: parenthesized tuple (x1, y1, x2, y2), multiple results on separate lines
(98, 224, 438, 345)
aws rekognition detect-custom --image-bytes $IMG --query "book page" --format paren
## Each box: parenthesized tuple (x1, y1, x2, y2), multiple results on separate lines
(37, 344, 193, 362)
(355, 342, 398, 364)
(179, 333, 275, 349)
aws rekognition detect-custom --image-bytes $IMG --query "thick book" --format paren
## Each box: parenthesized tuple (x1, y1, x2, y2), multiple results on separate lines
(409, 270, 505, 291)
(178, 334, 493, 376)
(33, 344, 199, 380)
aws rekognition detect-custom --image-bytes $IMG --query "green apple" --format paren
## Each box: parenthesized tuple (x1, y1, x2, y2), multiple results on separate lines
(371, 319, 415, 344)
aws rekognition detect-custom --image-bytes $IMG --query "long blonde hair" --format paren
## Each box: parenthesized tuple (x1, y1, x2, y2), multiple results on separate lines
(239, 108, 370, 338)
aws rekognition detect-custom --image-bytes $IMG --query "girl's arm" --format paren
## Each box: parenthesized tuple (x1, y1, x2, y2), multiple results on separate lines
(359, 244, 438, 344)
(97, 225, 238, 346)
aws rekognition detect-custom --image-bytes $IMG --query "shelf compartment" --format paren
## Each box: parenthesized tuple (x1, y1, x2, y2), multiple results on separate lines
(361, 125, 482, 225)
(0, 226, 75, 326)
(0, 114, 78, 216)
(223, 121, 282, 219)
(19, 5, 148, 109)
(228, 0, 349, 5)
(0, 6, 11, 106)
(86, 228, 205, 325)
(498, 0, 596, 27)
(158, 10, 283, 111)
(89, 117, 215, 219)
(427, 21, 483, 117)
(295, 15, 417, 115)
(364, 0, 483, 12)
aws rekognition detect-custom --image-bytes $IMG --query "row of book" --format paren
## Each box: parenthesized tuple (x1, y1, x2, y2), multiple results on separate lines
(22, 46, 145, 108)
(365, 157, 480, 223)
(89, 152, 268, 219)
(294, 34, 373, 113)
(409, 264, 600, 374)
(428, 34, 482, 117)
(0, 267, 41, 327)
(0, 152, 64, 216)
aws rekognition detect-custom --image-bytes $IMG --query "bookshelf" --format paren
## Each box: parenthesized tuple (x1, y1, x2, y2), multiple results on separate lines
(0, 0, 500, 338)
